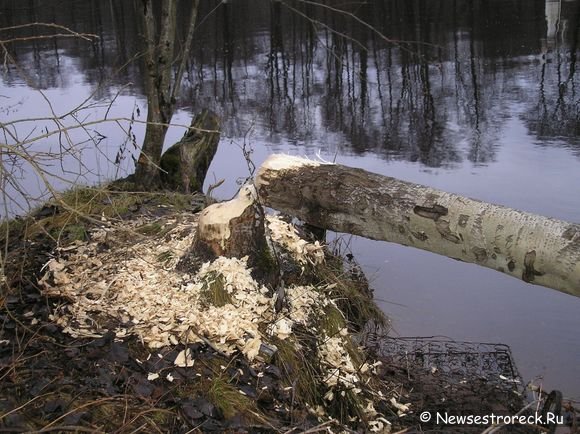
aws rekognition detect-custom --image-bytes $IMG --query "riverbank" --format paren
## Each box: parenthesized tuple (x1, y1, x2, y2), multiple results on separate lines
(0, 185, 532, 432)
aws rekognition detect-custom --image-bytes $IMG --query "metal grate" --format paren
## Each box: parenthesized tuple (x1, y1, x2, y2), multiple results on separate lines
(369, 335, 524, 392)
(364, 335, 528, 431)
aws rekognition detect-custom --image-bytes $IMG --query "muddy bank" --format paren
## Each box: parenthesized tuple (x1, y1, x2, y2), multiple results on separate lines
(0, 186, 530, 433)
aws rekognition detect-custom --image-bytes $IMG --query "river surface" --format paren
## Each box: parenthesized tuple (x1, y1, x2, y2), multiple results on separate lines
(1, 0, 579, 399)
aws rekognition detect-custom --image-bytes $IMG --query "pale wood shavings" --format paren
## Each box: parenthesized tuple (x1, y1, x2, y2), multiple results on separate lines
(319, 335, 360, 393)
(267, 285, 327, 339)
(266, 216, 325, 265)
(285, 285, 327, 324)
(174, 348, 194, 367)
(38, 214, 278, 360)
(38, 210, 375, 422)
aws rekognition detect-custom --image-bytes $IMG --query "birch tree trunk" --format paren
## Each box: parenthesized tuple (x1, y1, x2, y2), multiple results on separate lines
(256, 155, 580, 298)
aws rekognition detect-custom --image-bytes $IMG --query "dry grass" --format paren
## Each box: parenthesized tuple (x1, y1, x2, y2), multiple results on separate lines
(272, 335, 323, 409)
(315, 258, 389, 333)
(1, 186, 194, 246)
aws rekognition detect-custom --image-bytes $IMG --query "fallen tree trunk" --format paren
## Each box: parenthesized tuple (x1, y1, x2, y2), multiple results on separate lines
(256, 154, 580, 298)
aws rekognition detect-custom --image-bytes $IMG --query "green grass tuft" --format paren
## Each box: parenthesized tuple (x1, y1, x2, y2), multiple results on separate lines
(319, 304, 347, 336)
(156, 250, 174, 266)
(316, 259, 388, 333)
(135, 222, 163, 236)
(208, 375, 257, 420)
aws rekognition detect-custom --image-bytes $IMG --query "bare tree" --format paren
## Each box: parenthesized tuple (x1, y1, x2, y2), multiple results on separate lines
(133, 0, 200, 189)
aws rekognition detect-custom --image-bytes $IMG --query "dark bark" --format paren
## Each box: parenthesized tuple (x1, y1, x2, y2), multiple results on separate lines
(134, 118, 168, 190)
(159, 110, 220, 193)
(133, 0, 200, 189)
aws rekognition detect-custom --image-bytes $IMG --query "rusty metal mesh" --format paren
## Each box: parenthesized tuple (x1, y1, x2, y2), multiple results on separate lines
(374, 336, 523, 390)
(365, 335, 528, 432)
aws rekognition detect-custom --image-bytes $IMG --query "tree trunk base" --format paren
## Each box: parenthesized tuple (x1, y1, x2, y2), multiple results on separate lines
(160, 109, 220, 194)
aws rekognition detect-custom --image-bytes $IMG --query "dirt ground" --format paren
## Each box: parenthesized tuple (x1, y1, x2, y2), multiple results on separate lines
(0, 191, 554, 433)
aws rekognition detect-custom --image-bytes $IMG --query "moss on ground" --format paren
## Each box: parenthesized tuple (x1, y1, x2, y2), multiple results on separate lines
(198, 271, 232, 308)
(1, 186, 194, 247)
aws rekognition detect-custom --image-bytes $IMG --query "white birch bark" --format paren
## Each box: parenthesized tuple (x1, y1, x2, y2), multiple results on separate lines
(256, 155, 580, 297)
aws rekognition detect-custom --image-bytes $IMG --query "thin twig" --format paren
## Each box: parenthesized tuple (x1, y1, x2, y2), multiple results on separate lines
(0, 22, 98, 42)
(0, 393, 55, 420)
(35, 426, 105, 433)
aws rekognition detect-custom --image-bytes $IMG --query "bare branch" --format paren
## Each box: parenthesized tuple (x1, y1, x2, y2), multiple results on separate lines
(2, 117, 217, 150)
(0, 34, 98, 44)
(282, 0, 439, 57)
(0, 22, 99, 42)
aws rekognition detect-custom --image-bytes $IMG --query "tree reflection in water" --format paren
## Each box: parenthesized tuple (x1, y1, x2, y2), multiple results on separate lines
(1, 0, 578, 169)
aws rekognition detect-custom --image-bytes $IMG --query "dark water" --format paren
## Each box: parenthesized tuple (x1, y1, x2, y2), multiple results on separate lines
(1, 0, 579, 398)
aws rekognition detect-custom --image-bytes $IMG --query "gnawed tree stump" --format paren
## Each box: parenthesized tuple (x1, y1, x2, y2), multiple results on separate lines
(256, 154, 580, 298)
(189, 184, 278, 284)
(194, 184, 264, 259)
(160, 109, 220, 193)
